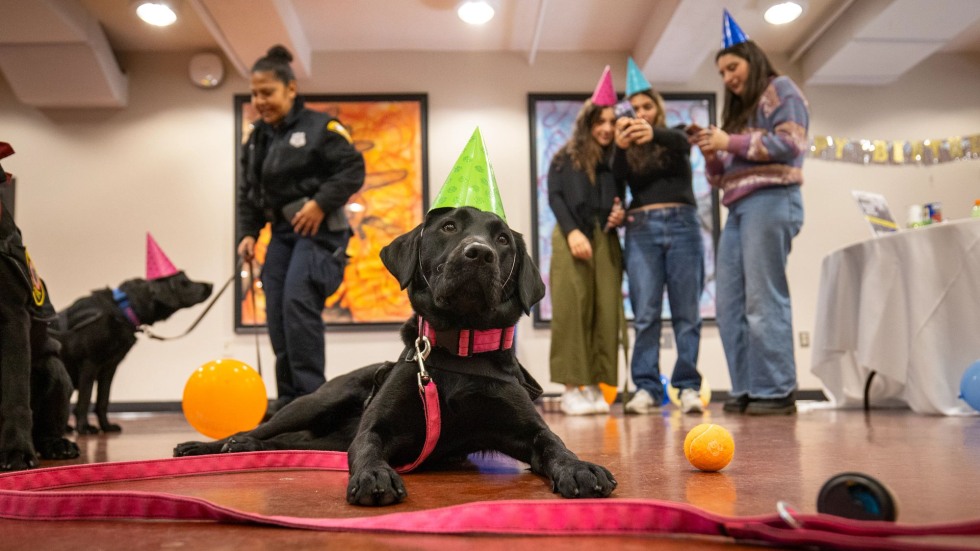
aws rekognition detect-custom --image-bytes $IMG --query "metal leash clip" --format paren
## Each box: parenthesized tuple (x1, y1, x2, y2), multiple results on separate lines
(413, 336, 432, 390)
(776, 501, 802, 530)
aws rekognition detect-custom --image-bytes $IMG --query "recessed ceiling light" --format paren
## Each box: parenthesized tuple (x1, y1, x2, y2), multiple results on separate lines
(135, 1, 177, 27)
(764, 1, 804, 25)
(457, 1, 495, 25)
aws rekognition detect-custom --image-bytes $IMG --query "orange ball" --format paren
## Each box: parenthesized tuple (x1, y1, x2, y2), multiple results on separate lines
(182, 358, 267, 440)
(684, 423, 734, 472)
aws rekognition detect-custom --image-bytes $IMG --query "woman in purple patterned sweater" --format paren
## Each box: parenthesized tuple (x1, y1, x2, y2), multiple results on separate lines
(694, 38, 809, 416)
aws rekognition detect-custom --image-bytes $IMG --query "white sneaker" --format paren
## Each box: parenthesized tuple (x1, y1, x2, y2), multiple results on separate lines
(624, 388, 659, 414)
(680, 388, 704, 414)
(583, 385, 610, 414)
(560, 388, 595, 415)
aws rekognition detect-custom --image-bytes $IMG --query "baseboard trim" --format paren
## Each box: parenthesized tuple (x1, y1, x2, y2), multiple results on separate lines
(95, 390, 827, 413)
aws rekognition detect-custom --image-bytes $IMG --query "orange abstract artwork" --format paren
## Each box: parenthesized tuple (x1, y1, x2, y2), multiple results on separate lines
(237, 96, 426, 327)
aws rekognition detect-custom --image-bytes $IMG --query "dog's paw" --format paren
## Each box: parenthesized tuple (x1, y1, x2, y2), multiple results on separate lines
(36, 438, 81, 460)
(174, 441, 220, 457)
(101, 423, 122, 433)
(220, 436, 265, 453)
(346, 465, 407, 506)
(76, 424, 100, 435)
(0, 449, 40, 471)
(551, 461, 617, 498)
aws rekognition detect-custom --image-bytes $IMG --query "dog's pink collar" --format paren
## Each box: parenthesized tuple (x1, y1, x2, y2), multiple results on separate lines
(417, 316, 515, 357)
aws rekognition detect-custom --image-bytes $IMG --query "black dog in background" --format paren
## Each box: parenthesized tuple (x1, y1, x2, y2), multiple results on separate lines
(0, 144, 80, 471)
(49, 273, 212, 434)
(175, 206, 617, 506)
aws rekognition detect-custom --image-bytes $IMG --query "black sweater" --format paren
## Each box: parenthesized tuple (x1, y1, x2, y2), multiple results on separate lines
(547, 150, 624, 240)
(612, 127, 695, 209)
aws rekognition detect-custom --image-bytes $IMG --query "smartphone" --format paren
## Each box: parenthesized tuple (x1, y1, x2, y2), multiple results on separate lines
(614, 99, 637, 120)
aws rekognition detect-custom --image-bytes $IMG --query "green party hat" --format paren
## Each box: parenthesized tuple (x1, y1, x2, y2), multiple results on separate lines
(429, 127, 507, 221)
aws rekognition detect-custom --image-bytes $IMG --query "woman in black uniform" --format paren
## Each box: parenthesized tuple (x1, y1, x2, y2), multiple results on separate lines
(237, 46, 365, 414)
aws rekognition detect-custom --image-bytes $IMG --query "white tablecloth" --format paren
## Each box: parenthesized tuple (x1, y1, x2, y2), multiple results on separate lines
(811, 218, 980, 415)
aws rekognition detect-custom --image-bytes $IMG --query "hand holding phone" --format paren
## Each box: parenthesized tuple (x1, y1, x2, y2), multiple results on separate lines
(614, 99, 637, 120)
(685, 123, 704, 136)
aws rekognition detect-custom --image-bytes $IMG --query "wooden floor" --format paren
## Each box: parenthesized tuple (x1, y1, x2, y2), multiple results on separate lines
(3, 403, 980, 550)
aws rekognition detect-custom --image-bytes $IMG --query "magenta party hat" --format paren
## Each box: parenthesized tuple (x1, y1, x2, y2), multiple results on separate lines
(625, 57, 652, 97)
(590, 65, 617, 107)
(146, 233, 179, 280)
(429, 127, 507, 221)
(722, 9, 749, 49)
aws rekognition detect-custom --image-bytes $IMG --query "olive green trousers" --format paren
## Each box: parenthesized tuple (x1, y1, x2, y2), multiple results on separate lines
(549, 223, 627, 387)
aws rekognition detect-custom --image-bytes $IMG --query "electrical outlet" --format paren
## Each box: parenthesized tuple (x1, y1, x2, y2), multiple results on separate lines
(661, 330, 674, 349)
(799, 331, 810, 348)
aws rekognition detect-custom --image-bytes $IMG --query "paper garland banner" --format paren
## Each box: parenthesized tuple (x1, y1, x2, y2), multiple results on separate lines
(809, 134, 980, 165)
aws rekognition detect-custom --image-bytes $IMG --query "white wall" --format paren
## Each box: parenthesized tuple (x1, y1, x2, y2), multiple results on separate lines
(1, 49, 977, 403)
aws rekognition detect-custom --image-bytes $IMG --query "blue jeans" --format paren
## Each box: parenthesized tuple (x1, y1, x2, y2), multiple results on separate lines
(624, 204, 704, 402)
(716, 185, 803, 400)
(262, 224, 345, 399)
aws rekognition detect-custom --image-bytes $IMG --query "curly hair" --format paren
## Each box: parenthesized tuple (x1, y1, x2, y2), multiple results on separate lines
(561, 100, 613, 184)
(716, 40, 779, 133)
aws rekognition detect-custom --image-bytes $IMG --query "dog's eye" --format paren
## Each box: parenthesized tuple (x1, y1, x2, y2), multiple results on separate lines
(496, 234, 510, 246)
(441, 221, 457, 232)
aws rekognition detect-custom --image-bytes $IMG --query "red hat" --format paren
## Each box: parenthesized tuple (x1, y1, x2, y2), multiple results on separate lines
(1, 142, 13, 183)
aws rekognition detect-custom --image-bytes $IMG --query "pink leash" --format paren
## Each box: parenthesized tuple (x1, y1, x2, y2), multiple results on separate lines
(1, 449, 980, 550)
(3, 340, 979, 549)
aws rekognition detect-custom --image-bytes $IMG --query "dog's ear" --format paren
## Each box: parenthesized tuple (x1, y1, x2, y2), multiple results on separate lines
(380, 223, 423, 290)
(512, 230, 546, 315)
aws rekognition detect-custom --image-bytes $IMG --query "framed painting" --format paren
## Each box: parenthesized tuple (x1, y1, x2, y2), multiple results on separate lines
(234, 94, 428, 331)
(528, 92, 719, 326)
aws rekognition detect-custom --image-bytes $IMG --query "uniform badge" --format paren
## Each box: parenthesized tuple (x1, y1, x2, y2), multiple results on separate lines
(327, 120, 353, 144)
(289, 132, 307, 148)
(25, 249, 45, 306)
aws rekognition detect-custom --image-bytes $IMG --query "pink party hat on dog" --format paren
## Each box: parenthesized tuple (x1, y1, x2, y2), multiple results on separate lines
(146, 233, 179, 280)
(590, 65, 617, 107)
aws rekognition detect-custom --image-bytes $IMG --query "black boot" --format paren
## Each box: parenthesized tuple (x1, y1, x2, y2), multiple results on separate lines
(745, 393, 796, 415)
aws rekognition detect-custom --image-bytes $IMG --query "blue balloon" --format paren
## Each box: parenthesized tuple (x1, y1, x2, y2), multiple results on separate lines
(660, 374, 670, 405)
(960, 360, 980, 412)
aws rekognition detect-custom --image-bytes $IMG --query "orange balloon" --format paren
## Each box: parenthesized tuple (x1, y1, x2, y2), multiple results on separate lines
(684, 423, 734, 472)
(182, 358, 267, 439)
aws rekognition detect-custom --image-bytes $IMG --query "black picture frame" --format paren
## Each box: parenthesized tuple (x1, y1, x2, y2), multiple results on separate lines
(528, 92, 720, 327)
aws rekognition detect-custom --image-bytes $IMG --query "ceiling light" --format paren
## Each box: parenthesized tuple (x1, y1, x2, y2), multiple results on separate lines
(135, 1, 177, 27)
(457, 1, 495, 25)
(764, 1, 804, 25)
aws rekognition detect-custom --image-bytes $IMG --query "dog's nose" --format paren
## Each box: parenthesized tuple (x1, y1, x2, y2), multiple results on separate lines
(463, 242, 496, 264)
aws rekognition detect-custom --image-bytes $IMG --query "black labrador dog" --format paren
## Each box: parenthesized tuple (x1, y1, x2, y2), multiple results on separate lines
(1, 191, 80, 470)
(175, 206, 617, 505)
(49, 273, 212, 434)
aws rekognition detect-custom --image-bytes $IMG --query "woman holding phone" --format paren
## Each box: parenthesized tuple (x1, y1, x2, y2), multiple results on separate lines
(693, 12, 809, 415)
(613, 59, 705, 415)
